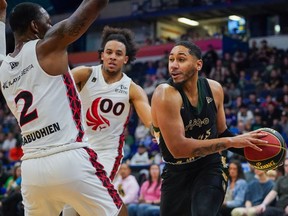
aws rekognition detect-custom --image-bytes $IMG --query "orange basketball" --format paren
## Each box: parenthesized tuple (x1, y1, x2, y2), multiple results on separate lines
(244, 128, 287, 171)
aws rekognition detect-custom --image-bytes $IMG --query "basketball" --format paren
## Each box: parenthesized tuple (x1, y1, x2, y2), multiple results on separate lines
(244, 127, 287, 171)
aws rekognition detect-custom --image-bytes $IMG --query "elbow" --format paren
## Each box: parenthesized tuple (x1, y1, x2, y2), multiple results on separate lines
(170, 150, 185, 159)
(168, 140, 192, 159)
(98, 0, 109, 8)
(92, 0, 109, 9)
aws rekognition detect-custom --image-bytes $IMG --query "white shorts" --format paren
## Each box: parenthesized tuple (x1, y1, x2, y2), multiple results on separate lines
(96, 148, 124, 182)
(21, 147, 123, 216)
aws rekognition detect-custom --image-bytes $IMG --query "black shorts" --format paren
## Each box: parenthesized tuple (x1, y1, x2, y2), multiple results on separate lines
(160, 154, 228, 216)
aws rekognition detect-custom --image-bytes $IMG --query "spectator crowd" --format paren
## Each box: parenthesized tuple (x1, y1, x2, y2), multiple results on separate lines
(0, 37, 287, 215)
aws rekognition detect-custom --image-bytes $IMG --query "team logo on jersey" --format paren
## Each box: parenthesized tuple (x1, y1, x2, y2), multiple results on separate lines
(91, 77, 97, 82)
(86, 97, 110, 131)
(115, 85, 128, 94)
(9, 62, 19, 69)
(206, 97, 213, 104)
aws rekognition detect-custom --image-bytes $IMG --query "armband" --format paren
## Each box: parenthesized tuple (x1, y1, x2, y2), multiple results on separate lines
(218, 129, 235, 138)
(219, 129, 244, 157)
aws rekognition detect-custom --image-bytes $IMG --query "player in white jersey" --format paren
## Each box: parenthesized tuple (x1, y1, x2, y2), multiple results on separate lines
(80, 64, 132, 180)
(0, 0, 5, 63)
(0, 1, 128, 216)
(63, 26, 153, 216)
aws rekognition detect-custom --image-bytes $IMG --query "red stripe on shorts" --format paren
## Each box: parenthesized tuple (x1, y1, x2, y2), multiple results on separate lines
(84, 147, 123, 209)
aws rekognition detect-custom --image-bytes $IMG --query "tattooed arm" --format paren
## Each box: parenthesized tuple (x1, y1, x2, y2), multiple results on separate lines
(151, 83, 266, 158)
(37, 0, 108, 76)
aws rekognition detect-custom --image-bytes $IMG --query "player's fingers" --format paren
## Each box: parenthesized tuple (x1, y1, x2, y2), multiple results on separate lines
(248, 143, 262, 151)
(252, 131, 268, 137)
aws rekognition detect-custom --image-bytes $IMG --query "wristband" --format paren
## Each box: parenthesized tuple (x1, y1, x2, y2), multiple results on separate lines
(219, 129, 244, 156)
(218, 129, 235, 138)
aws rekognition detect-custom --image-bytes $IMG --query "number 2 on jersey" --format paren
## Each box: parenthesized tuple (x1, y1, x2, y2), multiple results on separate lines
(15, 91, 38, 127)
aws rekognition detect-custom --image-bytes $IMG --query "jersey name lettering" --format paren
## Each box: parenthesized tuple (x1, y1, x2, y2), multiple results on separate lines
(22, 122, 60, 145)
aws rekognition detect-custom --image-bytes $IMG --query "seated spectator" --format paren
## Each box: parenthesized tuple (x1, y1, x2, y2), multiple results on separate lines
(231, 168, 275, 216)
(219, 160, 248, 216)
(114, 163, 139, 206)
(1, 162, 23, 216)
(1, 132, 17, 153)
(128, 164, 161, 216)
(256, 158, 288, 216)
(4, 162, 21, 194)
(237, 103, 254, 126)
(8, 140, 23, 163)
(0, 162, 9, 199)
(244, 164, 256, 183)
(129, 144, 151, 166)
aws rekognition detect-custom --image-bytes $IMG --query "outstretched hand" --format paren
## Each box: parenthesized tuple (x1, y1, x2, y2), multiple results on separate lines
(231, 130, 268, 151)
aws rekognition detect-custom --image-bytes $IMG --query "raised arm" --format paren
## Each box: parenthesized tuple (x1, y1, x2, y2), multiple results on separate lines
(0, 0, 6, 63)
(41, 0, 108, 51)
(38, 0, 108, 75)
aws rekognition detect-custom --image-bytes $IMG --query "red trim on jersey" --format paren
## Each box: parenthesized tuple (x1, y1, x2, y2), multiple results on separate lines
(84, 147, 123, 209)
(62, 72, 84, 142)
(109, 108, 131, 181)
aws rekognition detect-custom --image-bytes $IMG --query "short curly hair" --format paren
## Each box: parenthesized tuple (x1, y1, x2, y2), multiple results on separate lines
(98, 26, 138, 64)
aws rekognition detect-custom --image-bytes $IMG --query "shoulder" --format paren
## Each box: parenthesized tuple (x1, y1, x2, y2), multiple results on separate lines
(152, 83, 182, 108)
(275, 175, 287, 184)
(72, 65, 93, 73)
(206, 78, 223, 92)
(128, 175, 140, 184)
(153, 83, 180, 99)
(141, 181, 149, 188)
(130, 81, 143, 91)
(130, 81, 147, 98)
(236, 178, 248, 186)
(247, 179, 259, 187)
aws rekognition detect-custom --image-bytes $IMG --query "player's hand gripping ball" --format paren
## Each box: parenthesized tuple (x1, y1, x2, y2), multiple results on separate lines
(244, 127, 287, 171)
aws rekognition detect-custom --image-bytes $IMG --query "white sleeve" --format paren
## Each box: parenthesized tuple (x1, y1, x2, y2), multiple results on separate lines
(0, 21, 6, 61)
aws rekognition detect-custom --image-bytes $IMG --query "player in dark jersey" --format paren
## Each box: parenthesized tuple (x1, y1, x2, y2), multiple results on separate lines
(151, 41, 268, 216)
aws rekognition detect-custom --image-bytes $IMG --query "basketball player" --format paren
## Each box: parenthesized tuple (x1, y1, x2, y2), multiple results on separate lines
(0, 1, 128, 215)
(151, 41, 268, 216)
(63, 26, 152, 216)
(0, 0, 6, 62)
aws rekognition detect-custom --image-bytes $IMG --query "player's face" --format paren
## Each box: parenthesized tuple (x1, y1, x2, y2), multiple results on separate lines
(101, 40, 129, 74)
(34, 7, 52, 39)
(168, 45, 202, 84)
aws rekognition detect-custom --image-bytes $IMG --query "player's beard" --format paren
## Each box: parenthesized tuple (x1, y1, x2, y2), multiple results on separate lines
(172, 67, 197, 90)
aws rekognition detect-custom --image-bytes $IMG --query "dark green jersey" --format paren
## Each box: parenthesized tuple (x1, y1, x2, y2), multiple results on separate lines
(158, 77, 219, 164)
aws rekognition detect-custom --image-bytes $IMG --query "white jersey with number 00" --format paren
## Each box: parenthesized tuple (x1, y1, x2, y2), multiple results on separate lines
(80, 65, 131, 152)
